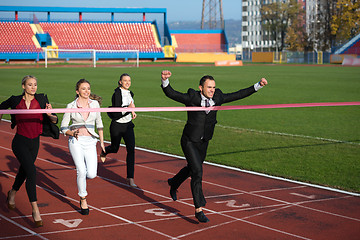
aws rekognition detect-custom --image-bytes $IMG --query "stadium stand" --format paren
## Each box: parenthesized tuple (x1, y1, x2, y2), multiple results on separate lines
(169, 29, 234, 63)
(39, 22, 162, 53)
(0, 22, 40, 53)
(0, 7, 170, 62)
(333, 33, 360, 55)
(0, 7, 233, 63)
(171, 30, 227, 53)
(343, 39, 360, 55)
(330, 33, 360, 64)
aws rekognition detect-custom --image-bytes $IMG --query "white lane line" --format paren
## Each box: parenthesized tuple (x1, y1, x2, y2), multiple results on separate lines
(2, 134, 359, 223)
(0, 159, 353, 240)
(11, 210, 86, 219)
(290, 193, 316, 199)
(1, 118, 359, 197)
(0, 169, 178, 240)
(174, 201, 313, 240)
(2, 143, 314, 240)
(33, 140, 353, 218)
(1, 123, 358, 240)
(99, 186, 305, 211)
(291, 196, 360, 222)
(204, 161, 360, 197)
(176, 218, 312, 240)
(139, 114, 360, 145)
(0, 213, 48, 240)
(5, 196, 357, 240)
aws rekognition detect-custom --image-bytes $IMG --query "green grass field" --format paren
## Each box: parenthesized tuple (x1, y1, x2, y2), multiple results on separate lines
(1, 64, 359, 193)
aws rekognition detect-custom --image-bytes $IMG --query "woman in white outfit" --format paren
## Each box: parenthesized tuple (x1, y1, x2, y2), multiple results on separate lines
(61, 79, 105, 215)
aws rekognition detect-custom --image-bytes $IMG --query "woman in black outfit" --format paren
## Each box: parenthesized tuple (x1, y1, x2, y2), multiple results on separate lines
(0, 75, 58, 227)
(100, 73, 137, 187)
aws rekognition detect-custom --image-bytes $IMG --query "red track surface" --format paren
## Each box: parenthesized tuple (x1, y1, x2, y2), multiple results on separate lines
(0, 120, 359, 240)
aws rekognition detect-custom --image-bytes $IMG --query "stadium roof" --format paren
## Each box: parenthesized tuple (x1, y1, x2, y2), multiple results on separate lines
(0, 6, 167, 14)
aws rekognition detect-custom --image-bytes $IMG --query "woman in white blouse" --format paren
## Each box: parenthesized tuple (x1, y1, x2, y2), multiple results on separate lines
(61, 79, 105, 215)
(100, 73, 137, 187)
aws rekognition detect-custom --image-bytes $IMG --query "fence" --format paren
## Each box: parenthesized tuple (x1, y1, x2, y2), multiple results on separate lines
(243, 51, 331, 64)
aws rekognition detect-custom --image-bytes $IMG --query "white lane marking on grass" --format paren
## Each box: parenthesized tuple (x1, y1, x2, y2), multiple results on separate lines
(139, 114, 359, 145)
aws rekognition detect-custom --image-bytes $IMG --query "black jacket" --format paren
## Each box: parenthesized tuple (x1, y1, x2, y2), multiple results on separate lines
(0, 93, 59, 139)
(107, 87, 134, 121)
(162, 83, 256, 142)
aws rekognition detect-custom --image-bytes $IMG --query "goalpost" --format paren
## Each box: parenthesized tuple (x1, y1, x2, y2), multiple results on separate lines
(44, 49, 140, 68)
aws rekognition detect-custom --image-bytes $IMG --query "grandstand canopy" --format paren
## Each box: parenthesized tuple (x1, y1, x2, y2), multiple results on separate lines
(0, 6, 167, 23)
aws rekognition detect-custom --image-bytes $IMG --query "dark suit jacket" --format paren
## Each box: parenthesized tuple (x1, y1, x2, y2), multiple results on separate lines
(107, 87, 134, 121)
(162, 83, 256, 142)
(0, 93, 59, 139)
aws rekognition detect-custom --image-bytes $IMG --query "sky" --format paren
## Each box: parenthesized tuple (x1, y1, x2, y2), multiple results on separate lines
(0, 0, 243, 22)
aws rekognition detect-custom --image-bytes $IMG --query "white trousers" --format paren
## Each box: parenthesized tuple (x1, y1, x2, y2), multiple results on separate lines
(68, 136, 98, 198)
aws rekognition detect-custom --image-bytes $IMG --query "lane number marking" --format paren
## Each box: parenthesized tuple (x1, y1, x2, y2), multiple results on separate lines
(145, 208, 178, 217)
(53, 219, 83, 228)
(215, 200, 250, 208)
(290, 193, 316, 199)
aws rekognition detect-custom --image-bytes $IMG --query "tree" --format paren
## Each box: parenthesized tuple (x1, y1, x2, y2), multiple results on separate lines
(331, 0, 360, 46)
(315, 0, 338, 51)
(260, 0, 305, 51)
(260, 1, 289, 51)
(285, 0, 307, 51)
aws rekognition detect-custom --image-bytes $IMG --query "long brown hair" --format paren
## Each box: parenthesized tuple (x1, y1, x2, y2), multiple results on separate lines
(75, 79, 102, 105)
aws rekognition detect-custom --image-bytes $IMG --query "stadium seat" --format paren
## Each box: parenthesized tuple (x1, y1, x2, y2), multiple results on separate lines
(344, 41, 360, 55)
(0, 22, 40, 53)
(172, 33, 226, 53)
(1, 21, 162, 54)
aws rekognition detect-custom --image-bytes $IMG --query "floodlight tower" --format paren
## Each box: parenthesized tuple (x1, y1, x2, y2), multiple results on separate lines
(201, 0, 224, 29)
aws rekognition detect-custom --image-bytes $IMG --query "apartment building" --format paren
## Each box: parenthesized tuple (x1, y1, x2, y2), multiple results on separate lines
(242, 0, 319, 56)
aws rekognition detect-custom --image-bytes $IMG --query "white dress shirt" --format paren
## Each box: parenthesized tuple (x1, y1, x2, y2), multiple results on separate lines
(61, 98, 104, 138)
(161, 79, 263, 91)
(116, 88, 134, 124)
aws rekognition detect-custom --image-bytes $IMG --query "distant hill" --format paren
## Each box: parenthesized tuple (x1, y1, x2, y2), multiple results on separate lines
(168, 19, 242, 46)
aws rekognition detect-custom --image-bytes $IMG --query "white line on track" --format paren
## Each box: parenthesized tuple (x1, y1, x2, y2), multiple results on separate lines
(2, 112, 360, 146)
(139, 114, 360, 145)
(1, 158, 357, 240)
(0, 214, 49, 240)
(0, 169, 178, 240)
(2, 117, 360, 195)
(0, 120, 359, 239)
(1, 143, 311, 240)
(39, 149, 360, 237)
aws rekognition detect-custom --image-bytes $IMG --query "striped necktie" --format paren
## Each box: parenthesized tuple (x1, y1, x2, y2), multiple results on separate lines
(205, 99, 210, 114)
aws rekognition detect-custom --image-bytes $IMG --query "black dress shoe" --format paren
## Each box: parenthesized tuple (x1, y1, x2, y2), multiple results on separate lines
(80, 197, 89, 215)
(167, 178, 177, 201)
(195, 211, 209, 223)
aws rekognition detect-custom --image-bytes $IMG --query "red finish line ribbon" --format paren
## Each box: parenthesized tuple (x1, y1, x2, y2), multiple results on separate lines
(0, 102, 359, 115)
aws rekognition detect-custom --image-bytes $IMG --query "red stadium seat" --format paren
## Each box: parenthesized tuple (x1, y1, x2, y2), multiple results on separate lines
(172, 33, 226, 53)
(0, 22, 40, 53)
(2, 21, 162, 54)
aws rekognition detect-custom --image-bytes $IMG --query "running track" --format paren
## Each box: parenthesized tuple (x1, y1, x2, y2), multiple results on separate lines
(0, 120, 359, 240)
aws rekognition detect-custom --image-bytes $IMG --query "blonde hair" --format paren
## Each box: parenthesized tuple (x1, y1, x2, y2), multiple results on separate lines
(22, 75, 37, 86)
(75, 79, 102, 105)
(21, 75, 37, 94)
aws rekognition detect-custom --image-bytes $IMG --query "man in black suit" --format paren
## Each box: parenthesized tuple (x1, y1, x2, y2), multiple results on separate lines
(161, 70, 268, 223)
